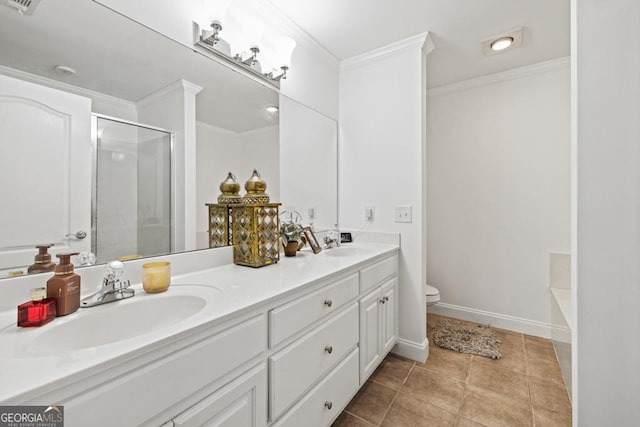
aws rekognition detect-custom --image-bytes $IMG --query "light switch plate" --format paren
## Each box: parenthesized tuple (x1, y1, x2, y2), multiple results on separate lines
(365, 206, 375, 222)
(395, 206, 412, 223)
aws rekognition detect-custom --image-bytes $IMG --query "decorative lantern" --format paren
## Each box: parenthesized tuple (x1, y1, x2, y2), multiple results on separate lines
(232, 202, 280, 267)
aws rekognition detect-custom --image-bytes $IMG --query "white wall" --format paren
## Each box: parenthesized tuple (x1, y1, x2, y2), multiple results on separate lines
(427, 59, 570, 335)
(340, 34, 429, 361)
(195, 122, 280, 248)
(279, 95, 337, 230)
(574, 0, 640, 424)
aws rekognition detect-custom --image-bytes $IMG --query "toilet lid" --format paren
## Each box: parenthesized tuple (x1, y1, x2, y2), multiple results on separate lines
(425, 284, 439, 296)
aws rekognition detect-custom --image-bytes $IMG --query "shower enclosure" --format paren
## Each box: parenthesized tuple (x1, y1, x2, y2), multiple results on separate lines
(92, 115, 173, 263)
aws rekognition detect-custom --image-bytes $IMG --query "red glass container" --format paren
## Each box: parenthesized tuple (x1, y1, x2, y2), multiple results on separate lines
(17, 288, 57, 327)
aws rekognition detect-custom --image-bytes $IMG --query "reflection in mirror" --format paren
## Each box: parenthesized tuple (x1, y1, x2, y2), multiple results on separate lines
(93, 116, 172, 264)
(0, 0, 337, 279)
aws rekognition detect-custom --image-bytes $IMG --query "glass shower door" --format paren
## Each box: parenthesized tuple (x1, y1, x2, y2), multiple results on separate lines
(92, 115, 172, 263)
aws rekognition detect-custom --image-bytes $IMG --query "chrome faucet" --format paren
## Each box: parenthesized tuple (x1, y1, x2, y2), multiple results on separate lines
(81, 260, 134, 308)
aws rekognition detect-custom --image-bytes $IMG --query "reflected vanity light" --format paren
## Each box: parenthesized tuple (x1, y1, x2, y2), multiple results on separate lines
(194, 19, 295, 88)
(265, 105, 279, 113)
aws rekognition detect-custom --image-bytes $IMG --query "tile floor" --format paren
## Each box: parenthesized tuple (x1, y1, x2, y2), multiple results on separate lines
(332, 314, 571, 427)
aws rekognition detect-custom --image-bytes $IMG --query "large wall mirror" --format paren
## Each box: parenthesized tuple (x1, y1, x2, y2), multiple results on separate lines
(0, 0, 337, 278)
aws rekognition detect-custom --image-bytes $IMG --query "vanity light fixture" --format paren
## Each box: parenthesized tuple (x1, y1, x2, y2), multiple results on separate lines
(265, 106, 279, 113)
(193, 15, 295, 88)
(481, 27, 523, 56)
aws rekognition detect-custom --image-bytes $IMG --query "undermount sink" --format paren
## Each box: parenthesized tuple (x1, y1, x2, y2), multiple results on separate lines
(2, 285, 221, 356)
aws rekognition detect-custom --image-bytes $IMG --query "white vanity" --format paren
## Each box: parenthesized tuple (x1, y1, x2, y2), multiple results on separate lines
(0, 241, 399, 427)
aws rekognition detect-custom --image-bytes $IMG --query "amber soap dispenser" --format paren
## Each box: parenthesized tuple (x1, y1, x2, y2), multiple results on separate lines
(47, 252, 80, 316)
(27, 244, 56, 274)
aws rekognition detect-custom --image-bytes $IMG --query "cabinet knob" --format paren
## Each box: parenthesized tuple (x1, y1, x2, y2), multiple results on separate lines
(325, 345, 333, 354)
(324, 299, 333, 307)
(324, 401, 333, 410)
(379, 298, 386, 304)
(384, 296, 389, 302)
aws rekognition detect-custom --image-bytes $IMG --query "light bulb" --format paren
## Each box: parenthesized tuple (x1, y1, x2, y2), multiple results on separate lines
(490, 36, 514, 51)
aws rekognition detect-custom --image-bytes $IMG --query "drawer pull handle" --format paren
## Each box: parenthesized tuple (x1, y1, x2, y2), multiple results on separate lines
(324, 299, 333, 307)
(325, 345, 333, 354)
(324, 401, 333, 410)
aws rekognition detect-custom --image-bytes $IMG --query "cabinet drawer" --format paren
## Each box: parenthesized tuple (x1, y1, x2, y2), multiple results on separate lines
(272, 348, 359, 427)
(269, 273, 358, 348)
(359, 255, 397, 293)
(269, 303, 358, 420)
(65, 315, 266, 427)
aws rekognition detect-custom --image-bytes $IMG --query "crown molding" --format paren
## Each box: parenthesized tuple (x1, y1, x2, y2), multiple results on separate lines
(262, 1, 340, 69)
(136, 79, 203, 109)
(0, 65, 135, 113)
(429, 56, 570, 97)
(341, 32, 430, 70)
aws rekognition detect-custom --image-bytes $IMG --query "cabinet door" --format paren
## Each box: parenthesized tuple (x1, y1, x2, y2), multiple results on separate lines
(381, 278, 397, 355)
(172, 364, 267, 427)
(359, 289, 381, 384)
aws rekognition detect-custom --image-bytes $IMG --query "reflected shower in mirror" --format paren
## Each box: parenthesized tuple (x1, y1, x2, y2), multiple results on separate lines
(93, 116, 172, 264)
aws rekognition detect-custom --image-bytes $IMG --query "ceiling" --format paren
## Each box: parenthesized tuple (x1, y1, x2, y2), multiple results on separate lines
(266, 0, 570, 88)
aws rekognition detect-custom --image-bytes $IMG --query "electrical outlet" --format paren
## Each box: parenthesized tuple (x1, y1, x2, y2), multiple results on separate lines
(395, 206, 412, 223)
(365, 206, 375, 222)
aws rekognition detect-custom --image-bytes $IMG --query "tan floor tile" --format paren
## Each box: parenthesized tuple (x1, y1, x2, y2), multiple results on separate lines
(331, 412, 374, 427)
(460, 385, 534, 427)
(457, 416, 487, 427)
(526, 354, 564, 383)
(381, 392, 457, 427)
(419, 344, 472, 381)
(467, 360, 530, 402)
(370, 355, 414, 390)
(401, 365, 466, 413)
(345, 380, 397, 425)
(524, 335, 557, 360)
(427, 313, 443, 338)
(472, 346, 526, 374)
(528, 376, 572, 415)
(533, 407, 572, 427)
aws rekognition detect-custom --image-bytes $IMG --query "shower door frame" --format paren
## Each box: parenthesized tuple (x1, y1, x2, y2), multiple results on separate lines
(90, 113, 175, 261)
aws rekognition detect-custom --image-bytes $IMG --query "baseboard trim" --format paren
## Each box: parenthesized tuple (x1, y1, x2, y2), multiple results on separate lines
(391, 337, 429, 363)
(429, 303, 553, 338)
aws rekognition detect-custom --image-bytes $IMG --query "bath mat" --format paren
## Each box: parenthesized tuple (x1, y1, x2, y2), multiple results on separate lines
(432, 318, 502, 359)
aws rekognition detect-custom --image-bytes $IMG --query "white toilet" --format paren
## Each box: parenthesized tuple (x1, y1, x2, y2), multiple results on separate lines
(426, 284, 440, 307)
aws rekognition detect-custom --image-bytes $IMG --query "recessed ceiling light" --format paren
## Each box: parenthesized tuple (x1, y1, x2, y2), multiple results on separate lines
(481, 27, 523, 56)
(490, 37, 514, 51)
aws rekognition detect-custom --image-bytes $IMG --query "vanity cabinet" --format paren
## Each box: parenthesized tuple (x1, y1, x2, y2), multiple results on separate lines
(64, 314, 266, 427)
(1, 245, 399, 427)
(359, 278, 398, 383)
(268, 253, 398, 425)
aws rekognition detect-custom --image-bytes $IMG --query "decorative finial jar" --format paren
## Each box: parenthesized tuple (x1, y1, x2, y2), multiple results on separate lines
(218, 172, 242, 204)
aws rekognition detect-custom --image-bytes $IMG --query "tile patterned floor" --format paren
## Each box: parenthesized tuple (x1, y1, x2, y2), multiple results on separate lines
(332, 314, 572, 427)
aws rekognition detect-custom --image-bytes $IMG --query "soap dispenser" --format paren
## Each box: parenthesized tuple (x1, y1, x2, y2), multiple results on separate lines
(27, 244, 56, 274)
(46, 252, 80, 316)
